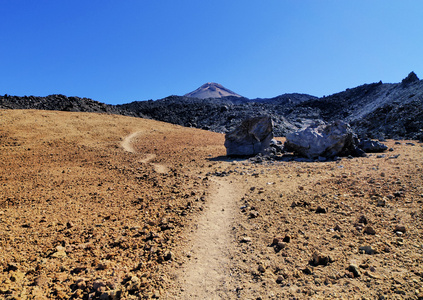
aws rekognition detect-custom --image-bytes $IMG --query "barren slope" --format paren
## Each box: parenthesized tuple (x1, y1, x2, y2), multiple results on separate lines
(1, 110, 423, 299)
(0, 110, 224, 299)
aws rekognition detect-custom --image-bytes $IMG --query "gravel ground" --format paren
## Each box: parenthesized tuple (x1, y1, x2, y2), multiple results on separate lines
(1, 110, 422, 299)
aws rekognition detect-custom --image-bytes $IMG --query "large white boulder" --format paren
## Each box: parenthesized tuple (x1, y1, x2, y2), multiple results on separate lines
(285, 120, 357, 159)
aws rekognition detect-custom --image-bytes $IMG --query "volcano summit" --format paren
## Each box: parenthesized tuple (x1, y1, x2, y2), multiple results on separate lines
(184, 82, 243, 99)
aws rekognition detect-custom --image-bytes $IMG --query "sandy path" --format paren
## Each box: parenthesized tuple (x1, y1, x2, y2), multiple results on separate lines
(120, 131, 139, 153)
(121, 132, 168, 173)
(122, 131, 241, 298)
(169, 178, 240, 299)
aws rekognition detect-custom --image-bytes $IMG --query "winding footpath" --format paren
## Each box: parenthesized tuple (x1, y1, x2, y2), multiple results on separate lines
(121, 131, 241, 299)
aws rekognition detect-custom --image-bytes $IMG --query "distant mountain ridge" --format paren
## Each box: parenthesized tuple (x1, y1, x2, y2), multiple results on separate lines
(1, 72, 422, 140)
(184, 82, 243, 99)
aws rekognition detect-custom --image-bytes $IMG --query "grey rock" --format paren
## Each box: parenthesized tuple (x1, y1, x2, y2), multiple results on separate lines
(358, 139, 388, 152)
(224, 115, 273, 156)
(363, 226, 376, 235)
(359, 245, 376, 255)
(240, 237, 252, 243)
(315, 206, 327, 213)
(284, 120, 358, 159)
(276, 275, 284, 283)
(348, 264, 361, 277)
(394, 225, 406, 234)
(358, 215, 368, 224)
(310, 251, 331, 266)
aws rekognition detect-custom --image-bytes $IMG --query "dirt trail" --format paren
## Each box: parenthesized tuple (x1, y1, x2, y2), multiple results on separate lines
(120, 131, 139, 153)
(122, 131, 241, 298)
(169, 178, 241, 299)
(121, 131, 168, 173)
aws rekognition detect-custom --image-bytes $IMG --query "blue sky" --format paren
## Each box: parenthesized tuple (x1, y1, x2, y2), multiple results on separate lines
(1, 1, 422, 104)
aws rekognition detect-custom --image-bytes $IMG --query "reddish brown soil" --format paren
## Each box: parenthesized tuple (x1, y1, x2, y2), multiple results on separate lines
(1, 110, 422, 299)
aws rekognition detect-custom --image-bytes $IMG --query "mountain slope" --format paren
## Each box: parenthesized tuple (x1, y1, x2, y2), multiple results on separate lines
(184, 82, 243, 99)
(1, 72, 422, 140)
(289, 72, 423, 139)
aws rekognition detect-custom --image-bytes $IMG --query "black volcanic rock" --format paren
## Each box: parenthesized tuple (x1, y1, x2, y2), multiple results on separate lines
(2, 72, 422, 140)
(117, 95, 310, 136)
(0, 94, 135, 116)
(402, 71, 419, 85)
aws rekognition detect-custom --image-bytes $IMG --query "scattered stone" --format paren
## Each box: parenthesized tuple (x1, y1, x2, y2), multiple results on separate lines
(377, 198, 386, 207)
(272, 237, 283, 245)
(363, 226, 376, 235)
(269, 139, 284, 154)
(249, 210, 259, 219)
(393, 191, 404, 198)
(164, 250, 173, 261)
(50, 250, 67, 258)
(257, 265, 266, 273)
(358, 215, 368, 225)
(276, 275, 284, 283)
(394, 225, 406, 234)
(6, 263, 19, 272)
(240, 237, 252, 243)
(310, 251, 331, 266)
(283, 235, 291, 243)
(358, 139, 388, 153)
(348, 264, 361, 277)
(315, 206, 327, 214)
(302, 267, 312, 275)
(359, 245, 376, 255)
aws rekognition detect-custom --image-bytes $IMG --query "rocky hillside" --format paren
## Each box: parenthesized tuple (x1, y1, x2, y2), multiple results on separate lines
(289, 72, 423, 140)
(117, 94, 316, 136)
(0, 94, 136, 116)
(1, 72, 422, 140)
(119, 72, 423, 140)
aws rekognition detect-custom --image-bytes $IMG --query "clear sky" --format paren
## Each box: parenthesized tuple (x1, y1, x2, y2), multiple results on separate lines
(1, 1, 423, 104)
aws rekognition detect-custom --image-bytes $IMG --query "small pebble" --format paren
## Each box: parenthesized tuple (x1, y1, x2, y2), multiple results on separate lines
(363, 226, 376, 235)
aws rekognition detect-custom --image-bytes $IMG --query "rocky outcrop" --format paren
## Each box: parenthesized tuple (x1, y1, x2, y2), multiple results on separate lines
(224, 116, 273, 156)
(284, 121, 359, 159)
(401, 71, 419, 85)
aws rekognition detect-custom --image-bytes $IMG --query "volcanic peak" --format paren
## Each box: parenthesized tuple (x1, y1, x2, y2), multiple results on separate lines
(184, 82, 242, 99)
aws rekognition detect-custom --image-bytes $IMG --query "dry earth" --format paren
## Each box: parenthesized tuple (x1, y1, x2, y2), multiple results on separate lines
(1, 109, 423, 299)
